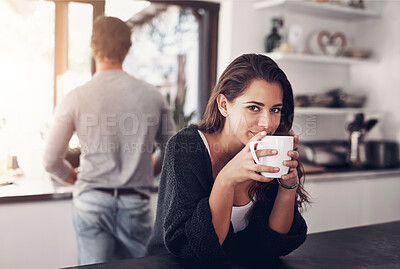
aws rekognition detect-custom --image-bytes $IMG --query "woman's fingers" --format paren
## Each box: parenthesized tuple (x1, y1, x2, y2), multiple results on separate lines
(256, 148, 278, 158)
(249, 163, 279, 174)
(246, 131, 267, 152)
(287, 150, 299, 159)
(283, 159, 298, 168)
(281, 168, 298, 181)
(249, 172, 275, 182)
(249, 131, 267, 143)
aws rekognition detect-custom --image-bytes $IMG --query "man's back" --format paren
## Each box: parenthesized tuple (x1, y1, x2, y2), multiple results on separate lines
(44, 69, 174, 197)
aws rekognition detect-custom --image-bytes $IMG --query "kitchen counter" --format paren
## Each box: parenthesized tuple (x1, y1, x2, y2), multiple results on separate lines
(1, 167, 400, 204)
(66, 220, 400, 269)
(305, 167, 400, 182)
(0, 175, 73, 203)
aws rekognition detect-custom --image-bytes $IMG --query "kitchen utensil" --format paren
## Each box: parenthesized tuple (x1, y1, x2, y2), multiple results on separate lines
(347, 113, 364, 133)
(297, 141, 349, 167)
(347, 113, 368, 167)
(364, 119, 378, 132)
(348, 130, 367, 167)
(365, 141, 399, 168)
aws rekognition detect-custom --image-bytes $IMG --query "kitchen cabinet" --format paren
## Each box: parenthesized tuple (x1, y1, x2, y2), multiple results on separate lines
(253, 0, 382, 116)
(303, 169, 400, 233)
(0, 199, 77, 269)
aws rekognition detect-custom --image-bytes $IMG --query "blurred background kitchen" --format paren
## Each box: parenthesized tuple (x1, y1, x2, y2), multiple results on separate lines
(1, 0, 400, 268)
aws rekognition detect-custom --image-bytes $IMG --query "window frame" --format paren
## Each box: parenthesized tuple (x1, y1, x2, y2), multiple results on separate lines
(49, 0, 105, 109)
(49, 0, 219, 115)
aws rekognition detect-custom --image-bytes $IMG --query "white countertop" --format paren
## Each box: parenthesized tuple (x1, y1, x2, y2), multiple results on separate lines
(306, 168, 400, 182)
(0, 175, 73, 202)
(1, 168, 400, 203)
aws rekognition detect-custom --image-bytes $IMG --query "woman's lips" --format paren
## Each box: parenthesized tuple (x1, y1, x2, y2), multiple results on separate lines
(250, 130, 271, 136)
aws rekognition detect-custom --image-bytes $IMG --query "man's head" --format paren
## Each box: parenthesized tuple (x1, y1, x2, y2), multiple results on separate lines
(91, 16, 132, 64)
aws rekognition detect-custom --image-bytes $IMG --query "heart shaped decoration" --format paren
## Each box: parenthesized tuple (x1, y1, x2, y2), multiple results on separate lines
(317, 31, 347, 56)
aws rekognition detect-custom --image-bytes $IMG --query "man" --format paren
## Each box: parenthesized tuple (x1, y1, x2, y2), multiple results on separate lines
(43, 16, 175, 265)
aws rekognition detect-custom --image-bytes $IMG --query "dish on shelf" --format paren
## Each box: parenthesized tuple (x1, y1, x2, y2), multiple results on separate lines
(343, 48, 373, 59)
(295, 89, 367, 108)
(295, 93, 335, 107)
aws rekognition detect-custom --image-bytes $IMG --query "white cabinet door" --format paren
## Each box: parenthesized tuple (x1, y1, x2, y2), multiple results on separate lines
(303, 175, 400, 233)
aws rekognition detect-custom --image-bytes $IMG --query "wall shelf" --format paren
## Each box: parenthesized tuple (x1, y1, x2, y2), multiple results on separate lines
(295, 107, 362, 115)
(253, 0, 380, 20)
(262, 52, 377, 66)
(294, 107, 379, 116)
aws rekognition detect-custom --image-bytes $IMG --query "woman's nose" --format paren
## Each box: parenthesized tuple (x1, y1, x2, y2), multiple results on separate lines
(257, 114, 273, 130)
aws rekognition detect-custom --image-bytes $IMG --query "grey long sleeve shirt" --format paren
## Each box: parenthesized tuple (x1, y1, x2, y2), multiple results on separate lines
(43, 69, 175, 197)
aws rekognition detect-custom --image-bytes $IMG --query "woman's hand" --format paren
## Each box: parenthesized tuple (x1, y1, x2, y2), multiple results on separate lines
(280, 135, 299, 188)
(215, 131, 280, 187)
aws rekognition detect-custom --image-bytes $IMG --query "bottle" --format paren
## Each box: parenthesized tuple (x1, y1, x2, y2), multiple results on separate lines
(265, 17, 282, 53)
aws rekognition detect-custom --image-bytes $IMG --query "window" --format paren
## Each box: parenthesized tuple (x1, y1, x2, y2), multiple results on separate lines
(58, 2, 93, 100)
(125, 5, 199, 129)
(0, 0, 54, 178)
(0, 0, 219, 182)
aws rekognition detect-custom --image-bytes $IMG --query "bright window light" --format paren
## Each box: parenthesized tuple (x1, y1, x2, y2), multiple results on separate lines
(105, 0, 150, 21)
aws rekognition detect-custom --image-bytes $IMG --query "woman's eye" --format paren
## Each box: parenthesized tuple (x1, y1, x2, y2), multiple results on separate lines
(248, 106, 260, 112)
(271, 108, 281, 113)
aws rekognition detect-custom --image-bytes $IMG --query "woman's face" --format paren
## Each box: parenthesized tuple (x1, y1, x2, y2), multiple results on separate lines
(225, 79, 283, 146)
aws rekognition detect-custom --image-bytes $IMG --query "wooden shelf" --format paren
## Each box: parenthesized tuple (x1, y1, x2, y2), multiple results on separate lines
(262, 52, 377, 65)
(253, 0, 380, 20)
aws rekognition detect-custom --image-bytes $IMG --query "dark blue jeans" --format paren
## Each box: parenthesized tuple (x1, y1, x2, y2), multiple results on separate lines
(73, 189, 152, 265)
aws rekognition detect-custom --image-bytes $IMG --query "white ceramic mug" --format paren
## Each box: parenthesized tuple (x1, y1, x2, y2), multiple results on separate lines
(249, 136, 293, 178)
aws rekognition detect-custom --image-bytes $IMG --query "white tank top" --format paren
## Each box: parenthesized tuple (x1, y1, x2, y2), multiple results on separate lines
(198, 130, 253, 233)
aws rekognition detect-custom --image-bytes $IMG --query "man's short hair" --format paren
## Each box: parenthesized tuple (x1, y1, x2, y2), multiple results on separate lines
(91, 16, 132, 64)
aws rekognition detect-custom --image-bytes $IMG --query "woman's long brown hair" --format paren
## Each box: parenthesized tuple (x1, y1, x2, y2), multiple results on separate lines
(198, 54, 310, 210)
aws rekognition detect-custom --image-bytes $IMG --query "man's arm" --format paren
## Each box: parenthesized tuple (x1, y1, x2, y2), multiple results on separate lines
(153, 96, 176, 176)
(43, 92, 76, 183)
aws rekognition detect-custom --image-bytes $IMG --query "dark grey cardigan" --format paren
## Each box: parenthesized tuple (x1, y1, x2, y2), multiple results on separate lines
(146, 125, 307, 264)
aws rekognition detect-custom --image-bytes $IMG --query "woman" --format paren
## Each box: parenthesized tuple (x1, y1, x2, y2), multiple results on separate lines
(146, 54, 309, 265)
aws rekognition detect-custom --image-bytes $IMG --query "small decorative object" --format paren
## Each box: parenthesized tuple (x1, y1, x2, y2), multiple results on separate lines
(265, 17, 283, 53)
(307, 30, 347, 56)
(317, 31, 347, 56)
(273, 43, 295, 53)
(287, 24, 304, 53)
